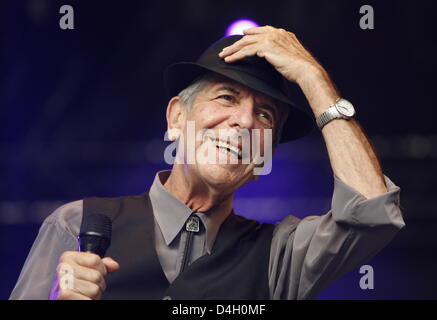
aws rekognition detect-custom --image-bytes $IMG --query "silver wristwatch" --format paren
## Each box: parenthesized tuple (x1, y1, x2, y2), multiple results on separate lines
(316, 98, 356, 130)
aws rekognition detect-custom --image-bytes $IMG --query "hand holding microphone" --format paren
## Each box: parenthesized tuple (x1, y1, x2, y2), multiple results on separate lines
(50, 214, 119, 300)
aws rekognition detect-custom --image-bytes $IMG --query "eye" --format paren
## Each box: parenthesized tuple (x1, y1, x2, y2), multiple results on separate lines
(216, 94, 235, 102)
(257, 108, 274, 127)
(258, 111, 272, 120)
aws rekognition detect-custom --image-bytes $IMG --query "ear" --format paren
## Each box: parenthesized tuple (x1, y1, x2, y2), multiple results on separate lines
(166, 96, 186, 141)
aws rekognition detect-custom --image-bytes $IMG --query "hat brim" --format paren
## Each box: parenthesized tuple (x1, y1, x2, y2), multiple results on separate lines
(164, 62, 314, 143)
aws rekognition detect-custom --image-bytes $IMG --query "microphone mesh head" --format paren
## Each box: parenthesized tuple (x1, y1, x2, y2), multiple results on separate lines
(80, 213, 112, 240)
(78, 214, 112, 257)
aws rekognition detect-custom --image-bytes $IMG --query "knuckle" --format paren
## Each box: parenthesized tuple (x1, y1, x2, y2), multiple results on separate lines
(100, 267, 108, 277)
(89, 283, 101, 299)
(240, 39, 249, 46)
(90, 269, 103, 283)
(57, 261, 66, 271)
(87, 253, 101, 266)
(266, 32, 276, 41)
(57, 262, 73, 274)
(60, 251, 74, 261)
(256, 48, 265, 58)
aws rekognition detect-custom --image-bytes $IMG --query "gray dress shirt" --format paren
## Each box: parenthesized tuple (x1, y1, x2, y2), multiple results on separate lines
(9, 170, 405, 300)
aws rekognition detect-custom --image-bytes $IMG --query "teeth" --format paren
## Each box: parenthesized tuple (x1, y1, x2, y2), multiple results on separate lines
(208, 137, 242, 157)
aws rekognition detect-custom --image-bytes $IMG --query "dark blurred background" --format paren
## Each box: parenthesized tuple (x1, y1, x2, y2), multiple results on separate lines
(0, 0, 436, 299)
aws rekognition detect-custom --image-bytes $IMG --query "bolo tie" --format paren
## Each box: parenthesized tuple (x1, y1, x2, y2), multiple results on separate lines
(180, 215, 200, 273)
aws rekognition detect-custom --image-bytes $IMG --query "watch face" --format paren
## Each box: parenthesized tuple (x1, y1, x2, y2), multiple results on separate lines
(336, 99, 355, 117)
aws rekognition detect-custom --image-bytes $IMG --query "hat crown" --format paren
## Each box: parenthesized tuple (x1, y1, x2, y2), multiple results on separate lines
(197, 35, 242, 60)
(196, 36, 283, 88)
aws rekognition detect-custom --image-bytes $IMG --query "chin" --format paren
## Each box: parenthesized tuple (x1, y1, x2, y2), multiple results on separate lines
(196, 163, 248, 190)
(191, 141, 254, 190)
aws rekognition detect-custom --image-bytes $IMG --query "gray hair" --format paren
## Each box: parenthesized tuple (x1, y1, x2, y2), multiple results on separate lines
(177, 73, 217, 110)
(177, 72, 289, 146)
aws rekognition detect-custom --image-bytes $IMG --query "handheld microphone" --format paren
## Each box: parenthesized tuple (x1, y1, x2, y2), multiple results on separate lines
(78, 214, 112, 258)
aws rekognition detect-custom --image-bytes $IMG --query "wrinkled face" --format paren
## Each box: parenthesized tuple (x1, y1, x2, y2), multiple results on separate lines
(169, 77, 281, 192)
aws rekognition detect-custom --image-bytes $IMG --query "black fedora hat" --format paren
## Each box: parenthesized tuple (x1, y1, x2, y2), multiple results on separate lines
(163, 35, 314, 143)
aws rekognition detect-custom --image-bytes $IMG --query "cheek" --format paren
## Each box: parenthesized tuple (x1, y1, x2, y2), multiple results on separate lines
(192, 103, 229, 128)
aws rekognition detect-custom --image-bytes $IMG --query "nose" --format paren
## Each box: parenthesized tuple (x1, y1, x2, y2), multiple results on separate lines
(227, 99, 255, 130)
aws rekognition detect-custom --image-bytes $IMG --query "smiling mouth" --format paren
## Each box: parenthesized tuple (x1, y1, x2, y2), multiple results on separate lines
(207, 136, 243, 160)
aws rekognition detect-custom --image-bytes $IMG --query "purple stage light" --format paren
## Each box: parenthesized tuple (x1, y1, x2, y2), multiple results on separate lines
(225, 19, 259, 36)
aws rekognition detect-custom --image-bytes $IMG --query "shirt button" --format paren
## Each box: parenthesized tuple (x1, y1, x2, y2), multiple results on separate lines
(162, 295, 172, 300)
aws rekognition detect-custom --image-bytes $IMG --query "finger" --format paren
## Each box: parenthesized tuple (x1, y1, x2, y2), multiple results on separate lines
(58, 289, 92, 300)
(223, 43, 263, 63)
(63, 263, 107, 293)
(242, 25, 277, 35)
(102, 257, 120, 274)
(219, 34, 260, 58)
(72, 278, 103, 300)
(61, 251, 107, 276)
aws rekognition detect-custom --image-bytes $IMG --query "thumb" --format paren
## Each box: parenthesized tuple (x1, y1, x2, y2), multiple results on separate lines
(102, 257, 120, 274)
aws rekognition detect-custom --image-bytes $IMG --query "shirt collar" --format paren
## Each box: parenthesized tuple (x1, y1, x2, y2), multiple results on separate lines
(149, 170, 232, 254)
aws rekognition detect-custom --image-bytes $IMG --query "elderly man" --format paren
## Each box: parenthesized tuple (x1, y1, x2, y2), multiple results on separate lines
(10, 26, 404, 300)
